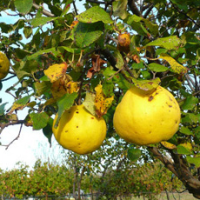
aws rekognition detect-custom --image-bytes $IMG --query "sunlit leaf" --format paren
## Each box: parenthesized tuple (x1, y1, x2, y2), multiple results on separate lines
(76, 6, 113, 24)
(74, 22, 104, 48)
(177, 145, 192, 155)
(94, 84, 114, 118)
(146, 36, 181, 50)
(161, 141, 177, 149)
(159, 53, 187, 74)
(148, 63, 168, 72)
(30, 112, 50, 130)
(113, 0, 128, 20)
(8, 96, 31, 114)
(83, 92, 96, 116)
(31, 17, 58, 27)
(132, 77, 161, 92)
(55, 93, 78, 127)
(181, 95, 198, 110)
(186, 156, 200, 168)
(179, 126, 193, 135)
(14, 0, 33, 14)
(44, 63, 68, 83)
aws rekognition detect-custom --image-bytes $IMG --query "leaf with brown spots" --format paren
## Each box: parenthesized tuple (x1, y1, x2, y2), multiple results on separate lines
(51, 75, 79, 100)
(94, 84, 114, 117)
(44, 62, 68, 83)
(132, 77, 161, 93)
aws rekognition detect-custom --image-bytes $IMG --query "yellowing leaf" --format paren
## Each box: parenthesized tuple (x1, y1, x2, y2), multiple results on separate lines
(44, 62, 68, 83)
(66, 81, 79, 94)
(159, 53, 187, 74)
(83, 92, 96, 116)
(161, 141, 177, 149)
(51, 74, 72, 100)
(94, 84, 114, 117)
(180, 142, 193, 151)
(8, 96, 30, 114)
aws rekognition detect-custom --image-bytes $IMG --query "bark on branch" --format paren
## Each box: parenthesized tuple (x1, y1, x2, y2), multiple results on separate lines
(148, 147, 200, 199)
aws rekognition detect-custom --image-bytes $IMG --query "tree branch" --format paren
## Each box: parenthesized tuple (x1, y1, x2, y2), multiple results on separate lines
(1, 123, 23, 150)
(149, 146, 200, 199)
(128, 0, 141, 16)
(143, 4, 154, 18)
(32, 3, 55, 17)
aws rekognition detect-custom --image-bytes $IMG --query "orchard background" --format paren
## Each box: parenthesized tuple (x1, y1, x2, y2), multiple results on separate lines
(0, 0, 200, 199)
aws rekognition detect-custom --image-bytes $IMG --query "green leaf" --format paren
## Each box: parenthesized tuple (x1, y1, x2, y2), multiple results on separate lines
(30, 112, 50, 130)
(0, 103, 7, 116)
(182, 113, 199, 124)
(76, 6, 113, 24)
(186, 156, 200, 168)
(127, 147, 141, 162)
(16, 96, 31, 105)
(132, 62, 145, 69)
(146, 36, 181, 50)
(31, 17, 58, 27)
(113, 0, 128, 20)
(148, 63, 168, 72)
(55, 93, 78, 127)
(27, 48, 60, 60)
(114, 50, 124, 69)
(43, 118, 53, 145)
(83, 92, 96, 116)
(14, 0, 33, 14)
(23, 26, 33, 39)
(74, 22, 104, 48)
(181, 95, 198, 110)
(0, 23, 13, 33)
(132, 77, 161, 92)
(179, 126, 193, 135)
(177, 145, 191, 155)
(34, 82, 51, 96)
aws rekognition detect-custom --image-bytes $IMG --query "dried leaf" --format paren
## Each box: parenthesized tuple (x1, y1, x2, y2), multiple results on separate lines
(94, 84, 114, 117)
(44, 62, 68, 83)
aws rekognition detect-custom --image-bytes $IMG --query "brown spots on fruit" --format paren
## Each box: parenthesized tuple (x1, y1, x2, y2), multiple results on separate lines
(65, 130, 68, 132)
(175, 120, 178, 124)
(148, 96, 154, 101)
(91, 117, 94, 119)
(76, 111, 79, 114)
(149, 131, 152, 134)
(76, 126, 79, 128)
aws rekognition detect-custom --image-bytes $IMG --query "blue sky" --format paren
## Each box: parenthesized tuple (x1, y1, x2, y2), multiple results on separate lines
(0, 7, 63, 170)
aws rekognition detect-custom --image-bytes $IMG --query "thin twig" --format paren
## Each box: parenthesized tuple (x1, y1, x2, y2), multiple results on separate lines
(32, 3, 55, 17)
(72, 1, 78, 15)
(143, 4, 154, 18)
(107, 69, 122, 80)
(1, 75, 16, 82)
(170, 1, 200, 28)
(4, 123, 23, 150)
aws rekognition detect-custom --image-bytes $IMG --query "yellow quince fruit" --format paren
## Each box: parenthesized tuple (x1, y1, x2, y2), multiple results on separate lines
(0, 52, 10, 80)
(52, 105, 106, 154)
(113, 86, 181, 145)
